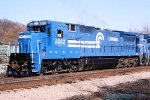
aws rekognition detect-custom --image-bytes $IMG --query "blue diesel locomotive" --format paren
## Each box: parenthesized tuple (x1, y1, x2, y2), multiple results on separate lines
(7, 20, 150, 76)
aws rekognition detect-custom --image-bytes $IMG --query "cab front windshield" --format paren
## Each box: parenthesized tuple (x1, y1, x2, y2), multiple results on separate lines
(27, 26, 46, 33)
(27, 21, 48, 33)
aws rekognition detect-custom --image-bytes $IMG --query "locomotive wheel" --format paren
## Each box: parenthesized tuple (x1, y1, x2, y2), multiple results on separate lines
(86, 65, 94, 71)
(78, 59, 85, 71)
(42, 67, 47, 75)
(134, 58, 139, 67)
(68, 66, 73, 73)
(84, 65, 91, 71)
(13, 70, 21, 78)
(78, 64, 84, 71)
(6, 66, 13, 77)
(52, 67, 57, 74)
(116, 61, 122, 68)
(27, 68, 32, 76)
(116, 58, 125, 68)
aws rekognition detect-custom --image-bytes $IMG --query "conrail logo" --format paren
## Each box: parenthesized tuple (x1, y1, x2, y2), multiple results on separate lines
(19, 35, 31, 39)
(96, 32, 104, 48)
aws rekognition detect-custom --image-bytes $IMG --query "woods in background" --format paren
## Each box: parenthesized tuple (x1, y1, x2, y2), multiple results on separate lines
(0, 18, 150, 44)
(142, 25, 150, 34)
(0, 19, 25, 44)
(130, 25, 150, 34)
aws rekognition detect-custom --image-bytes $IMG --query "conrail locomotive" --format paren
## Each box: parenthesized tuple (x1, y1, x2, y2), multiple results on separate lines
(6, 20, 150, 77)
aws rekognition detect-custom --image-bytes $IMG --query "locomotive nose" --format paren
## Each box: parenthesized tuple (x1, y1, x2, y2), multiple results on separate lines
(18, 32, 32, 53)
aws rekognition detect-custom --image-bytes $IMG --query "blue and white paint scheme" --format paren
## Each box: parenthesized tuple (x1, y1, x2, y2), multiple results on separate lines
(8, 20, 150, 76)
(17, 20, 138, 73)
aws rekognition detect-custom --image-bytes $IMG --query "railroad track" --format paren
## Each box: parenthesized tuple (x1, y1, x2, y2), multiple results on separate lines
(0, 66, 150, 91)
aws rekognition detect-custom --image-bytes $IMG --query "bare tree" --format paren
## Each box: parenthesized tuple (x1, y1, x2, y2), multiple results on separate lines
(142, 25, 150, 34)
(0, 19, 26, 44)
(129, 25, 150, 34)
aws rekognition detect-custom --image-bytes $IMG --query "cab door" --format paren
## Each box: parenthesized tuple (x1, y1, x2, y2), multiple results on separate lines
(54, 25, 67, 58)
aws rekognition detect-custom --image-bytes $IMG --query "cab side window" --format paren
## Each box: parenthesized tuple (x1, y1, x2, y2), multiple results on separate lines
(57, 30, 63, 38)
(66, 24, 76, 32)
(33, 26, 38, 32)
(48, 28, 51, 36)
(70, 24, 76, 31)
(40, 26, 45, 32)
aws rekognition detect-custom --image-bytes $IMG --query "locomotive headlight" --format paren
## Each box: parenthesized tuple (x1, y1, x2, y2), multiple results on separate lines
(39, 21, 48, 26)
(34, 22, 39, 26)
(27, 22, 34, 26)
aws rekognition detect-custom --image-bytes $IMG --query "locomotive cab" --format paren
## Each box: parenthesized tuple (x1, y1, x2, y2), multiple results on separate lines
(7, 21, 51, 76)
(138, 34, 150, 65)
(7, 20, 78, 76)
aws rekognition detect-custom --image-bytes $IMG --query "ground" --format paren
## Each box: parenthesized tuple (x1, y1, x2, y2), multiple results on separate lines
(0, 68, 150, 100)
(66, 78, 150, 100)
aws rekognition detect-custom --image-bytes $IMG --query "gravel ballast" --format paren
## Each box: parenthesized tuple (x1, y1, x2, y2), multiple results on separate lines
(0, 71, 150, 100)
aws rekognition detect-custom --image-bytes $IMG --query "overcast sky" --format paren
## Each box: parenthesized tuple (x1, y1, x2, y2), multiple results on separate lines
(1, 0, 150, 31)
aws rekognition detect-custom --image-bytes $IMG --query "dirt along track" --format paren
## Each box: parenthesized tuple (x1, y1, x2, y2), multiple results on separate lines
(0, 66, 150, 92)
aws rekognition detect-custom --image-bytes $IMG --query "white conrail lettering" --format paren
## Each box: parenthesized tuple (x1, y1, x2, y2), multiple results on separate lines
(19, 35, 31, 39)
(108, 37, 119, 42)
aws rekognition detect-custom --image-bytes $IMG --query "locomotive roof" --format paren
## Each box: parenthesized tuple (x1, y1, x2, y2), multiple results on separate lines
(27, 20, 139, 35)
